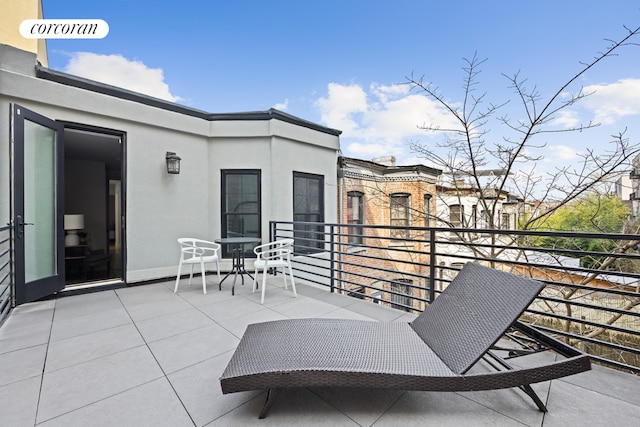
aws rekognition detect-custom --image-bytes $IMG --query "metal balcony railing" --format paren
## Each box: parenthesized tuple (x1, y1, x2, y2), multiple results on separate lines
(0, 225, 12, 325)
(269, 221, 640, 373)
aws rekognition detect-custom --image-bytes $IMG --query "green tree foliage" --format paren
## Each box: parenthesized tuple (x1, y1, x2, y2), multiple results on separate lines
(531, 193, 631, 269)
(537, 193, 630, 233)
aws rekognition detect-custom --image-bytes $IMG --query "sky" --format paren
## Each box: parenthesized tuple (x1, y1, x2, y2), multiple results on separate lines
(41, 0, 640, 182)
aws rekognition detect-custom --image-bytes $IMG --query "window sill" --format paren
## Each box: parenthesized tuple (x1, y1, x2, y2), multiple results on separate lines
(388, 242, 414, 248)
(346, 246, 367, 254)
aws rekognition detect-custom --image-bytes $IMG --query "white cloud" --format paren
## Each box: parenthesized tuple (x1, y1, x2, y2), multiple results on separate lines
(551, 110, 581, 128)
(582, 78, 640, 125)
(63, 52, 182, 102)
(547, 145, 579, 160)
(315, 83, 368, 135)
(273, 99, 289, 110)
(346, 141, 404, 159)
(315, 82, 457, 162)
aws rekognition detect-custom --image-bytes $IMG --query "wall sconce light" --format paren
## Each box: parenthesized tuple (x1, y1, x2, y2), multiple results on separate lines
(166, 152, 181, 174)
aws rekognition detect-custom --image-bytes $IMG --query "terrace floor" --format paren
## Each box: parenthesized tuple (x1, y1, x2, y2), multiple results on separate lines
(1, 274, 639, 426)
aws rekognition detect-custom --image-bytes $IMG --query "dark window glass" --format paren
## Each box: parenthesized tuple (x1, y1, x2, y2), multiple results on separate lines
(221, 170, 261, 257)
(424, 194, 433, 227)
(293, 172, 324, 252)
(450, 204, 464, 227)
(390, 193, 410, 239)
(347, 191, 364, 245)
(391, 279, 413, 312)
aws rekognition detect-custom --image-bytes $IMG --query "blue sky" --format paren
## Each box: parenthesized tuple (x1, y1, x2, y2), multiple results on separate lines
(41, 0, 640, 176)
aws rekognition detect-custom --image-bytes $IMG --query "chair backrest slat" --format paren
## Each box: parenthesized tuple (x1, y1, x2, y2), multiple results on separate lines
(410, 262, 544, 374)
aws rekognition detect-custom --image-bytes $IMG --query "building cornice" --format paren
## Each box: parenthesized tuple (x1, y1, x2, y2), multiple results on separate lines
(341, 156, 442, 178)
(343, 170, 437, 183)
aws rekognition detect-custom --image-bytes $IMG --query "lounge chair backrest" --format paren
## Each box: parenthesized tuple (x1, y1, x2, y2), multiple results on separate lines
(410, 262, 544, 374)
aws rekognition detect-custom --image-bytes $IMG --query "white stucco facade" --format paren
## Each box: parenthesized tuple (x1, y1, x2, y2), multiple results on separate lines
(0, 44, 341, 288)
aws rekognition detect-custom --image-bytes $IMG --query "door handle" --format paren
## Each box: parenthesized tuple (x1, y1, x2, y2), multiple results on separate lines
(15, 215, 33, 239)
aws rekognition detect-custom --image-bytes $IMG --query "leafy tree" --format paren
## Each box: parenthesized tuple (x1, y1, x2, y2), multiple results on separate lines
(531, 193, 632, 269)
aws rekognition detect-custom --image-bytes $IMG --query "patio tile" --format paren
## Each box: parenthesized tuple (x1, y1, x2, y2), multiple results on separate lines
(172, 282, 233, 307)
(147, 323, 239, 374)
(49, 306, 132, 342)
(116, 284, 196, 322)
(341, 298, 408, 322)
(0, 320, 51, 355)
(307, 288, 362, 308)
(0, 375, 40, 427)
(393, 312, 418, 323)
(197, 295, 265, 324)
(218, 306, 288, 338)
(290, 281, 330, 298)
(45, 323, 145, 372)
(0, 344, 47, 386)
(455, 385, 547, 426)
(173, 274, 224, 294)
(0, 301, 54, 354)
(268, 295, 344, 318)
(36, 345, 164, 423)
(168, 349, 262, 426)
(135, 305, 215, 343)
(374, 390, 527, 426)
(52, 290, 123, 319)
(544, 379, 640, 426)
(37, 378, 193, 427)
(311, 387, 406, 426)
(242, 281, 299, 306)
(209, 387, 361, 426)
(0, 299, 54, 330)
(559, 363, 640, 407)
(317, 307, 376, 320)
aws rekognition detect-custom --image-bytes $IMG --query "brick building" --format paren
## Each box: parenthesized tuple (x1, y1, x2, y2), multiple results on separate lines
(336, 156, 441, 312)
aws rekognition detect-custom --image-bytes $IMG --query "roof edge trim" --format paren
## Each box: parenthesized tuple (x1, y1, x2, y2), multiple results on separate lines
(35, 65, 342, 136)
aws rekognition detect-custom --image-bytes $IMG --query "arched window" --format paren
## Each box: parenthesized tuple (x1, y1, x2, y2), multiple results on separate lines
(424, 194, 433, 227)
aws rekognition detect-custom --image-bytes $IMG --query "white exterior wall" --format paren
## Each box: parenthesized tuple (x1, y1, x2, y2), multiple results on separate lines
(435, 194, 481, 227)
(1, 44, 340, 284)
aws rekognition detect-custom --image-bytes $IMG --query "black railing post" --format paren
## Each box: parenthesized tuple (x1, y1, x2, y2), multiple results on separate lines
(329, 224, 335, 293)
(429, 228, 436, 303)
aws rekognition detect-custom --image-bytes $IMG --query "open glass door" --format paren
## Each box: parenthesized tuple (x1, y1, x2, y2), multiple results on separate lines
(12, 104, 65, 304)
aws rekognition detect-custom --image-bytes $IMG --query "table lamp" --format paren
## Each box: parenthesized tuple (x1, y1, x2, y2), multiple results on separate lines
(64, 214, 85, 246)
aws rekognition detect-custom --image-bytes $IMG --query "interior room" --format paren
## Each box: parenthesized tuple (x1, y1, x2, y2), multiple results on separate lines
(63, 127, 123, 286)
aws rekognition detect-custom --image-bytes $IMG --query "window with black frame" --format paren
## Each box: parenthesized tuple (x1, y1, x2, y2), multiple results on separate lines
(221, 170, 261, 258)
(347, 191, 364, 245)
(450, 204, 464, 227)
(293, 172, 324, 253)
(390, 193, 410, 240)
(424, 194, 433, 227)
(390, 279, 413, 312)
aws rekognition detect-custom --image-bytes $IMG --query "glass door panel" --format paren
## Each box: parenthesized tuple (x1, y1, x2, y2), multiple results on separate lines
(12, 104, 65, 304)
(24, 119, 57, 282)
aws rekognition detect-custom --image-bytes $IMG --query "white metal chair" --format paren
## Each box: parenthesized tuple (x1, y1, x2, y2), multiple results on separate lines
(174, 238, 221, 294)
(253, 238, 297, 304)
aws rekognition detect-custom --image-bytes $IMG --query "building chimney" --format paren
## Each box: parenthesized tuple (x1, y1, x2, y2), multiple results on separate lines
(372, 156, 396, 167)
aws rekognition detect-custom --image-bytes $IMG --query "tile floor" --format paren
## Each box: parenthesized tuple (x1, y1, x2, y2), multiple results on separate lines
(1, 275, 639, 426)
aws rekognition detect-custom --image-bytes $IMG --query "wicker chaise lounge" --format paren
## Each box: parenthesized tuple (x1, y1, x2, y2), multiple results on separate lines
(220, 262, 591, 419)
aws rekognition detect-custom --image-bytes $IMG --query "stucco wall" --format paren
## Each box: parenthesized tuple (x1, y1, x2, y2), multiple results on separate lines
(0, 44, 340, 285)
